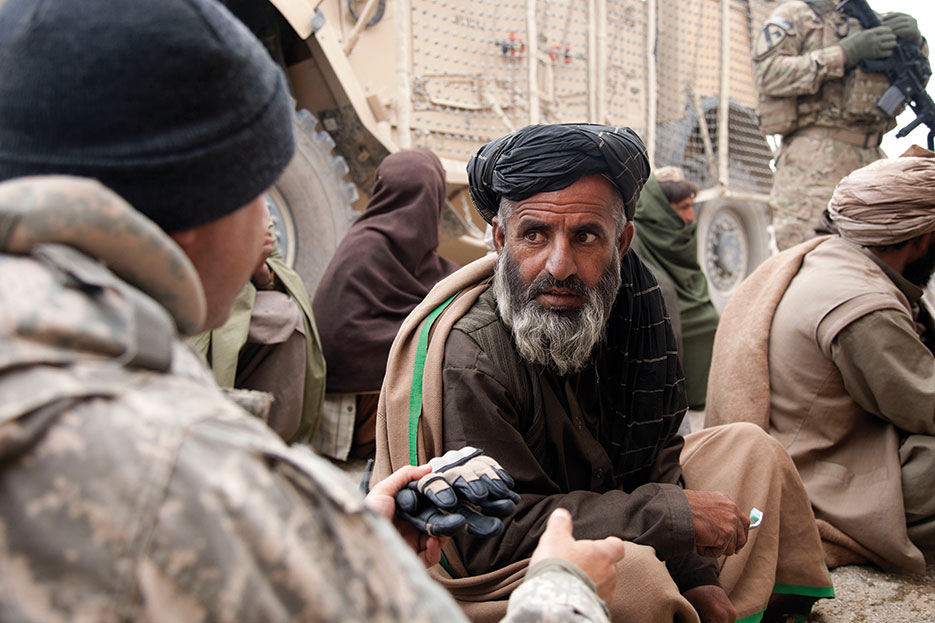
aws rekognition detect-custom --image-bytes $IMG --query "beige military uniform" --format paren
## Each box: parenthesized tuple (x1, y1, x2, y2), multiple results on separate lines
(754, 0, 893, 250)
(0, 177, 611, 623)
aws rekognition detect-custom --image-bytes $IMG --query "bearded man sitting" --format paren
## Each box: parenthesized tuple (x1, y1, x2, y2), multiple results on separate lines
(707, 147, 935, 576)
(373, 124, 833, 623)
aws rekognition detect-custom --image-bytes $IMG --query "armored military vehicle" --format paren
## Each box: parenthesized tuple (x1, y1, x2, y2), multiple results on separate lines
(234, 0, 776, 309)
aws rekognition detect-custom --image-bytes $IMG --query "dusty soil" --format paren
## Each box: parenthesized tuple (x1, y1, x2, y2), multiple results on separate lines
(809, 559, 935, 622)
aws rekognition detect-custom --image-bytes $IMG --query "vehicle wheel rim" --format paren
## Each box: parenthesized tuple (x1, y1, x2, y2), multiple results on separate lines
(704, 208, 748, 294)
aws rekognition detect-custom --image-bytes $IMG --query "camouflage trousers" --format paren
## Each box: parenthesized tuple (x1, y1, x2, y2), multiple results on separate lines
(769, 133, 883, 250)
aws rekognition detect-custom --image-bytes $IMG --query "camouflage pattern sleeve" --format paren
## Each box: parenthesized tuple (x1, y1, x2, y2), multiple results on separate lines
(503, 560, 611, 623)
(147, 416, 611, 623)
(754, 2, 846, 97)
(142, 413, 472, 623)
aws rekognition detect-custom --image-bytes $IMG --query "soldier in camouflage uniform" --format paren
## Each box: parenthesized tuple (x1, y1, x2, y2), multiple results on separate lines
(0, 0, 625, 621)
(754, 0, 924, 250)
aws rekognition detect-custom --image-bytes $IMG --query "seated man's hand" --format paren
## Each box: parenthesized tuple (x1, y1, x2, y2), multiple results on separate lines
(683, 490, 750, 557)
(365, 464, 448, 568)
(529, 508, 626, 603)
(395, 447, 521, 538)
(683, 585, 736, 623)
(250, 226, 276, 288)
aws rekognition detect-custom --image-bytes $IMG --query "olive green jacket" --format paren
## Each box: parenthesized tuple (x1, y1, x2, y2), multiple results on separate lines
(191, 241, 326, 443)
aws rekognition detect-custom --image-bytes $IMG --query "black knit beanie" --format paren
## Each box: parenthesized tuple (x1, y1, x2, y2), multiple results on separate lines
(0, 0, 295, 232)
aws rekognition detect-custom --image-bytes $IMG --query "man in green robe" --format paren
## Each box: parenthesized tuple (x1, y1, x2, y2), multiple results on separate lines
(191, 212, 326, 443)
(632, 167, 719, 410)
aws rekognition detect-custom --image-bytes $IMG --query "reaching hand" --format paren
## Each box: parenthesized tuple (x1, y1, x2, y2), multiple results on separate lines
(683, 489, 750, 558)
(683, 585, 737, 623)
(529, 508, 627, 603)
(250, 227, 275, 287)
(395, 447, 521, 538)
(365, 464, 448, 567)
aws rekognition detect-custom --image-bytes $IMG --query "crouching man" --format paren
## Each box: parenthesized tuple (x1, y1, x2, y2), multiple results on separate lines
(375, 124, 834, 623)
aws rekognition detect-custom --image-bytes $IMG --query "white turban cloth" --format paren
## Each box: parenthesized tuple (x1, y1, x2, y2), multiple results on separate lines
(829, 147, 935, 246)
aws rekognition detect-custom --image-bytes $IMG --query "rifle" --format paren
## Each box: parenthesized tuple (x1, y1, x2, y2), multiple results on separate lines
(837, 0, 935, 150)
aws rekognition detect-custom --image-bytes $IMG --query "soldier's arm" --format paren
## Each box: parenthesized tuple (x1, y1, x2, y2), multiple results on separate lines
(141, 412, 472, 623)
(503, 559, 612, 623)
(754, 8, 846, 97)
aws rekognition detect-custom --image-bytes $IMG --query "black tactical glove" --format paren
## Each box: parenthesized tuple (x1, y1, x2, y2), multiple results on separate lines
(395, 447, 521, 537)
(882, 12, 922, 46)
(839, 25, 897, 69)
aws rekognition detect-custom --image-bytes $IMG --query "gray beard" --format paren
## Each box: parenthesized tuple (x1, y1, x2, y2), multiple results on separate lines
(492, 246, 622, 376)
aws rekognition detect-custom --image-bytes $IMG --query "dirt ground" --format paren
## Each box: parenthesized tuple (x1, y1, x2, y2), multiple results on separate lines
(809, 558, 935, 623)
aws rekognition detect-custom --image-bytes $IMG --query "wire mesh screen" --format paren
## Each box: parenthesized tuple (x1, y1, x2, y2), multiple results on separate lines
(409, 0, 531, 159)
(534, 0, 591, 124)
(405, 0, 773, 193)
(607, 2, 649, 134)
(653, 0, 773, 194)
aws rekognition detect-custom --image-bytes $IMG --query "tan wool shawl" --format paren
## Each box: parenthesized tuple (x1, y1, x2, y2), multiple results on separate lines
(372, 254, 536, 617)
(704, 236, 829, 430)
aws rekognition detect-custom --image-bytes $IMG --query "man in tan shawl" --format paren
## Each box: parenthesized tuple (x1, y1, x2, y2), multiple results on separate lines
(375, 124, 832, 623)
(706, 147, 935, 576)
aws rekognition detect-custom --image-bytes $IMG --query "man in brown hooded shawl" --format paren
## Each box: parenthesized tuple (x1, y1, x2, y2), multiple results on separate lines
(313, 149, 458, 459)
(375, 124, 832, 623)
(706, 147, 935, 575)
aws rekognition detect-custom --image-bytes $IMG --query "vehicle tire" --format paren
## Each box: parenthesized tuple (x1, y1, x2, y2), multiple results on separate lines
(266, 109, 358, 296)
(695, 197, 770, 311)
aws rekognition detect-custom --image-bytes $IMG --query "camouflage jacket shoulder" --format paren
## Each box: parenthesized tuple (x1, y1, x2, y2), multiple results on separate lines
(0, 247, 457, 621)
(753, 0, 895, 133)
(754, 1, 846, 92)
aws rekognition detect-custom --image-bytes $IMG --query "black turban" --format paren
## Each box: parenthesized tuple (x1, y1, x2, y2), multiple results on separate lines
(467, 123, 650, 223)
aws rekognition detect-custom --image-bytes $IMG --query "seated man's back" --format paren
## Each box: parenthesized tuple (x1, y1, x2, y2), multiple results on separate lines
(707, 151, 935, 575)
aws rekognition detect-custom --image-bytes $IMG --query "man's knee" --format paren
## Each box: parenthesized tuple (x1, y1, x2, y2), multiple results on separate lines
(686, 423, 796, 483)
(609, 542, 698, 623)
(689, 421, 779, 452)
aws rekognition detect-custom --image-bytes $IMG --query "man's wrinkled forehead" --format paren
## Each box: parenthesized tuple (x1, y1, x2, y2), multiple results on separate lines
(508, 174, 620, 217)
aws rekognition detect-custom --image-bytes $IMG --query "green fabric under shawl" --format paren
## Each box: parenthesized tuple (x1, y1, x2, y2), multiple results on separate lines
(632, 174, 720, 409)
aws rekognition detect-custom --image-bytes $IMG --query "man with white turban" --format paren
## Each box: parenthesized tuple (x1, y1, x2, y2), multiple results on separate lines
(706, 146, 935, 575)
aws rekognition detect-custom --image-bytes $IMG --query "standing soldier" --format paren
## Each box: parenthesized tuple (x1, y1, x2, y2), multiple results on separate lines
(754, 0, 924, 250)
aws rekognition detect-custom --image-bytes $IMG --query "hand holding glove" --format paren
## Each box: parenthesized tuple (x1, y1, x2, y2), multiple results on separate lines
(839, 25, 897, 69)
(882, 12, 922, 46)
(395, 447, 521, 537)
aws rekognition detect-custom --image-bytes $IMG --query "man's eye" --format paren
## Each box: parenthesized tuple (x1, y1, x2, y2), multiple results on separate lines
(576, 232, 597, 244)
(524, 231, 542, 242)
